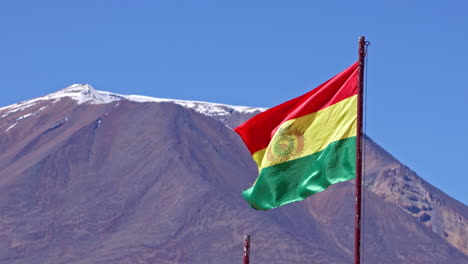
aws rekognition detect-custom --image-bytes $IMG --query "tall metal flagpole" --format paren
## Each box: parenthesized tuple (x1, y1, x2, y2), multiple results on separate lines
(355, 36, 366, 264)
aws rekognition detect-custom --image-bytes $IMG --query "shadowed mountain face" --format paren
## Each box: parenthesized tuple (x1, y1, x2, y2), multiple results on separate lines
(0, 86, 466, 263)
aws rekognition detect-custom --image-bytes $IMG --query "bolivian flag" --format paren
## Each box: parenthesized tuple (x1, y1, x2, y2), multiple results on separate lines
(235, 62, 359, 210)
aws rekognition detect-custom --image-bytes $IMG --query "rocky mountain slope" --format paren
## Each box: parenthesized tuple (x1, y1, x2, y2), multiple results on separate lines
(0, 84, 466, 263)
(363, 137, 467, 254)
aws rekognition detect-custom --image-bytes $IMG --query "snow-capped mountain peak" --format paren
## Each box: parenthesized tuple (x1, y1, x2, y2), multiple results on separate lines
(49, 84, 124, 104)
(59, 83, 95, 93)
(0, 84, 265, 125)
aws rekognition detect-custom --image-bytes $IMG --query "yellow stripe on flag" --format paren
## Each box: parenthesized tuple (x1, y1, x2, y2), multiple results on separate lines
(252, 95, 357, 170)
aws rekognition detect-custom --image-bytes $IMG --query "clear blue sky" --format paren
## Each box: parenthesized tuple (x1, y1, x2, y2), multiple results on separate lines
(1, 0, 467, 204)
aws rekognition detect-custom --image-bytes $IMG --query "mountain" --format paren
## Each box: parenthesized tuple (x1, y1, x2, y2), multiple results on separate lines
(0, 84, 466, 263)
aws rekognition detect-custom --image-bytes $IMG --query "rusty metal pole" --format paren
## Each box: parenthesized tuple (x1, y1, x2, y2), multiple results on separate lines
(243, 235, 250, 264)
(355, 36, 367, 264)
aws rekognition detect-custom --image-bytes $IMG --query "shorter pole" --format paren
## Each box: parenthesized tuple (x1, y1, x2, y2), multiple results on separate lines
(243, 235, 250, 264)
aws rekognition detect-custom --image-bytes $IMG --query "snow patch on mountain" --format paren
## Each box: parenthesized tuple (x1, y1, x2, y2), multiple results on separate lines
(16, 113, 34, 121)
(0, 101, 37, 118)
(0, 84, 265, 118)
(125, 94, 263, 117)
(5, 123, 16, 132)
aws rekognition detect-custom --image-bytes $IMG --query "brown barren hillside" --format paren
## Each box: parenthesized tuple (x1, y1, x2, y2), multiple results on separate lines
(0, 85, 466, 263)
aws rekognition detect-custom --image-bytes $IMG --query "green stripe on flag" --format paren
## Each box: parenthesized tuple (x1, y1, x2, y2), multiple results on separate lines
(242, 137, 356, 210)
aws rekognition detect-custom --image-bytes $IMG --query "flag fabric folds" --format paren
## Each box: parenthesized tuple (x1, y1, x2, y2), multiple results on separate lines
(235, 62, 359, 210)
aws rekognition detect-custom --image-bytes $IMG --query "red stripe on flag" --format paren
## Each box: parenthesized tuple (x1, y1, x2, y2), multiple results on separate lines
(235, 62, 359, 155)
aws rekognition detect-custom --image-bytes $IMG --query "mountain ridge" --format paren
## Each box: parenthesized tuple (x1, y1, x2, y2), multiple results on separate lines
(0, 84, 264, 127)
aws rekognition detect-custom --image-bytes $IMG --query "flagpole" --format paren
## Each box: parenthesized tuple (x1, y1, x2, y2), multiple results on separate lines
(243, 234, 250, 264)
(355, 36, 366, 264)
